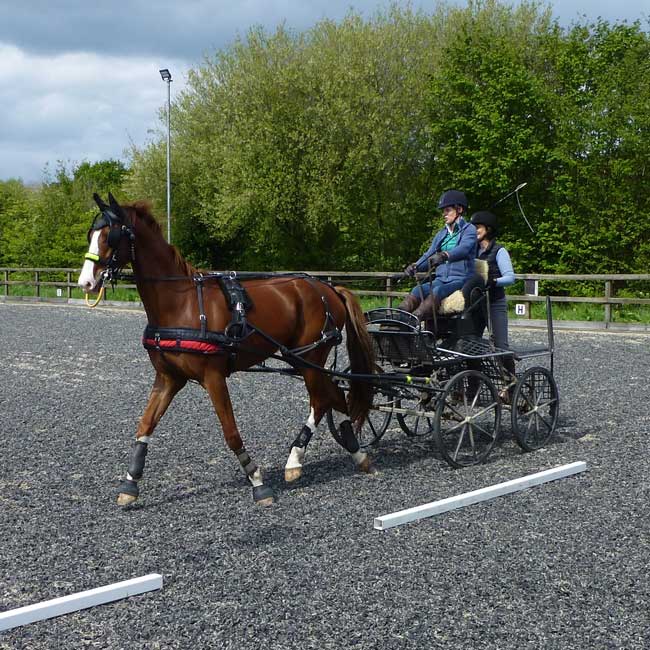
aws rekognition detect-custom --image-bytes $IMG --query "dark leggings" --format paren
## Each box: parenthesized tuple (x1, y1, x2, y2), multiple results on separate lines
(489, 297, 509, 349)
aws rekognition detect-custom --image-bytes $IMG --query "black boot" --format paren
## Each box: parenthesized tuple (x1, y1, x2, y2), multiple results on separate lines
(413, 294, 439, 322)
(396, 293, 420, 313)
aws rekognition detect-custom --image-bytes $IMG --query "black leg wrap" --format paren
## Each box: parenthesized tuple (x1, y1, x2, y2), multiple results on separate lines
(338, 420, 360, 454)
(118, 478, 139, 498)
(253, 484, 275, 504)
(128, 441, 148, 481)
(291, 425, 313, 450)
(236, 448, 258, 478)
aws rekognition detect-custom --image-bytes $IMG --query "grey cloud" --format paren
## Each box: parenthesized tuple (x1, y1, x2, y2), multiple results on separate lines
(0, 0, 387, 60)
(1, 1, 646, 62)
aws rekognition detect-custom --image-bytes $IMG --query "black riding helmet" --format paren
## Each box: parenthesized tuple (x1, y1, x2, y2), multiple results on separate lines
(470, 211, 498, 238)
(437, 189, 468, 210)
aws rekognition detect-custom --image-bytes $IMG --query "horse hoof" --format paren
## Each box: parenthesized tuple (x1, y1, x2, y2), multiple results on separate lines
(253, 485, 275, 506)
(284, 467, 302, 482)
(116, 478, 139, 506)
(117, 492, 138, 507)
(357, 456, 378, 475)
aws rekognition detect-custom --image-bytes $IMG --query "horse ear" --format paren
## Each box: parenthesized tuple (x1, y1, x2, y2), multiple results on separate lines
(108, 193, 126, 220)
(93, 193, 108, 211)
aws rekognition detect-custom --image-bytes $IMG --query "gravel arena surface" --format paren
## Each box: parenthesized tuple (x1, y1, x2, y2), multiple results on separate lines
(0, 302, 648, 649)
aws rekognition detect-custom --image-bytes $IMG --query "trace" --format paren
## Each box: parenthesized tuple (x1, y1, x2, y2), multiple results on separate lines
(0, 574, 163, 631)
(374, 461, 587, 530)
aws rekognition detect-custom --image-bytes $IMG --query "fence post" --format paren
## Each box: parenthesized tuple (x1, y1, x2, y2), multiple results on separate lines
(386, 276, 392, 308)
(3, 270, 7, 296)
(604, 281, 612, 328)
(35, 270, 40, 298)
(67, 271, 72, 298)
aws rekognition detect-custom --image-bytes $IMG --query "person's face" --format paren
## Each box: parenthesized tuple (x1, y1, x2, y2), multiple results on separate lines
(442, 205, 459, 227)
(475, 224, 487, 241)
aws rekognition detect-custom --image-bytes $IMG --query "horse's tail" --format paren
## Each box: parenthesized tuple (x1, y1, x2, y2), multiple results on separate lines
(335, 286, 375, 424)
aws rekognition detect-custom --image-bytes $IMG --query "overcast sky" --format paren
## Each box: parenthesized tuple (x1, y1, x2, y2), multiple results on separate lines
(1, 1, 648, 184)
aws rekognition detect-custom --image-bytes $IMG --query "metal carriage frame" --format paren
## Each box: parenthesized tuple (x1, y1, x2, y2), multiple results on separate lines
(325, 294, 559, 469)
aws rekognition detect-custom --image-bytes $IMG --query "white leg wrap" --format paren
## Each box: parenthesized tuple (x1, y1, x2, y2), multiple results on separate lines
(352, 450, 367, 466)
(285, 446, 305, 470)
(248, 468, 263, 488)
(306, 408, 317, 432)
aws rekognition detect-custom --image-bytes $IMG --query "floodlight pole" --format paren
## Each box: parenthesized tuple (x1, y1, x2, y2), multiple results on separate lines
(159, 68, 172, 243)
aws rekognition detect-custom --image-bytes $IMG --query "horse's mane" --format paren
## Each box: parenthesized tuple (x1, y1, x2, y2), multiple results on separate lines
(126, 200, 197, 276)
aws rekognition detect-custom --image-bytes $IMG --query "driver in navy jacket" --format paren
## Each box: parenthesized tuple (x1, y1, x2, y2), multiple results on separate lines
(397, 190, 477, 321)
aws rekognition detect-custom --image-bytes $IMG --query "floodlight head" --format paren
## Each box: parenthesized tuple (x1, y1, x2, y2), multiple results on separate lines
(159, 68, 172, 82)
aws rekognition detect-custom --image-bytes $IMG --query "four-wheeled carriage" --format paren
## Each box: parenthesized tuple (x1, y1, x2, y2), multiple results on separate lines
(327, 286, 559, 469)
(79, 192, 558, 506)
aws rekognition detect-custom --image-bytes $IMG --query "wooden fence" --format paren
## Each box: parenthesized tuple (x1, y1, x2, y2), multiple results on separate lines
(2, 267, 650, 330)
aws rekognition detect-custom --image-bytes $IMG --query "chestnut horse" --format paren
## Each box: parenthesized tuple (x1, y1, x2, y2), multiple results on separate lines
(77, 194, 376, 506)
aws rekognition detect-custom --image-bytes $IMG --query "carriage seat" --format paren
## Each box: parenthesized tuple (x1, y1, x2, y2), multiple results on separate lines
(438, 259, 488, 315)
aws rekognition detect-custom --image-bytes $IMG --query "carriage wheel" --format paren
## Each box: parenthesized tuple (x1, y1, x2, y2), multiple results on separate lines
(434, 369, 501, 468)
(511, 367, 559, 452)
(396, 391, 436, 438)
(326, 365, 394, 449)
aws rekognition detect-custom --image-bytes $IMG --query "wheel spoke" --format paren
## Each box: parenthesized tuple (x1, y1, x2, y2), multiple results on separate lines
(472, 401, 499, 419)
(442, 419, 466, 436)
(452, 423, 468, 460)
(472, 421, 496, 441)
(441, 401, 465, 422)
(537, 397, 558, 409)
(524, 413, 535, 435)
(536, 412, 554, 432)
(467, 425, 478, 459)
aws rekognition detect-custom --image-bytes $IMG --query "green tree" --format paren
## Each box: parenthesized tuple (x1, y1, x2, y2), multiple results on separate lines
(542, 20, 650, 273)
(127, 2, 650, 274)
(0, 179, 37, 266)
(33, 160, 129, 267)
(129, 6, 446, 270)
(425, 0, 559, 267)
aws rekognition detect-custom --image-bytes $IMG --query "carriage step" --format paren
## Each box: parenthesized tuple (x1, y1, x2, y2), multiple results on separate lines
(511, 347, 551, 360)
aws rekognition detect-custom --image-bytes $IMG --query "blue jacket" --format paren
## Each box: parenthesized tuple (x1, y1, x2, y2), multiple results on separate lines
(414, 217, 477, 283)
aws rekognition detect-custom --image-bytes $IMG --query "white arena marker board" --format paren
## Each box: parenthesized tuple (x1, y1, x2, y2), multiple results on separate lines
(0, 573, 163, 632)
(374, 461, 587, 530)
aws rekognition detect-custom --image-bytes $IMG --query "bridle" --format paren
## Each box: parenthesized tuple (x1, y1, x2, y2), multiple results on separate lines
(85, 193, 136, 287)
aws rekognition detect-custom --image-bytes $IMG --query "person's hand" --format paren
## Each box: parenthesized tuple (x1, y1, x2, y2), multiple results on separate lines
(487, 278, 497, 289)
(430, 252, 447, 266)
(404, 263, 417, 277)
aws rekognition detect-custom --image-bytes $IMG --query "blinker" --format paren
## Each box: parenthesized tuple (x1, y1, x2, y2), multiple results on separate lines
(87, 208, 124, 251)
(107, 225, 123, 250)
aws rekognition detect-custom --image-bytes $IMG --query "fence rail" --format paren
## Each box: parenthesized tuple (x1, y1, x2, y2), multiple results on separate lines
(2, 267, 650, 330)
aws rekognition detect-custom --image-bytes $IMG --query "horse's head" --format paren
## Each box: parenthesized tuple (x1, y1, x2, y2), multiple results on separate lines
(77, 193, 135, 293)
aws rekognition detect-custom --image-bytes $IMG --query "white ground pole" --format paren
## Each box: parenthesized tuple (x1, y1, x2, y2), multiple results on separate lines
(0, 574, 163, 632)
(374, 461, 587, 531)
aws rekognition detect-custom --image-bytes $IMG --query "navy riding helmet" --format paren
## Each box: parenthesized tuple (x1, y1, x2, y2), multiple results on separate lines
(437, 189, 468, 210)
(470, 210, 499, 237)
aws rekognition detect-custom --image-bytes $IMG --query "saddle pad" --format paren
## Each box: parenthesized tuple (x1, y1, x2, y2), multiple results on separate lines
(439, 290, 466, 315)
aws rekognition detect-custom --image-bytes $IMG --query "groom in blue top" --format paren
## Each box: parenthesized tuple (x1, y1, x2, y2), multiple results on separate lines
(397, 190, 477, 321)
